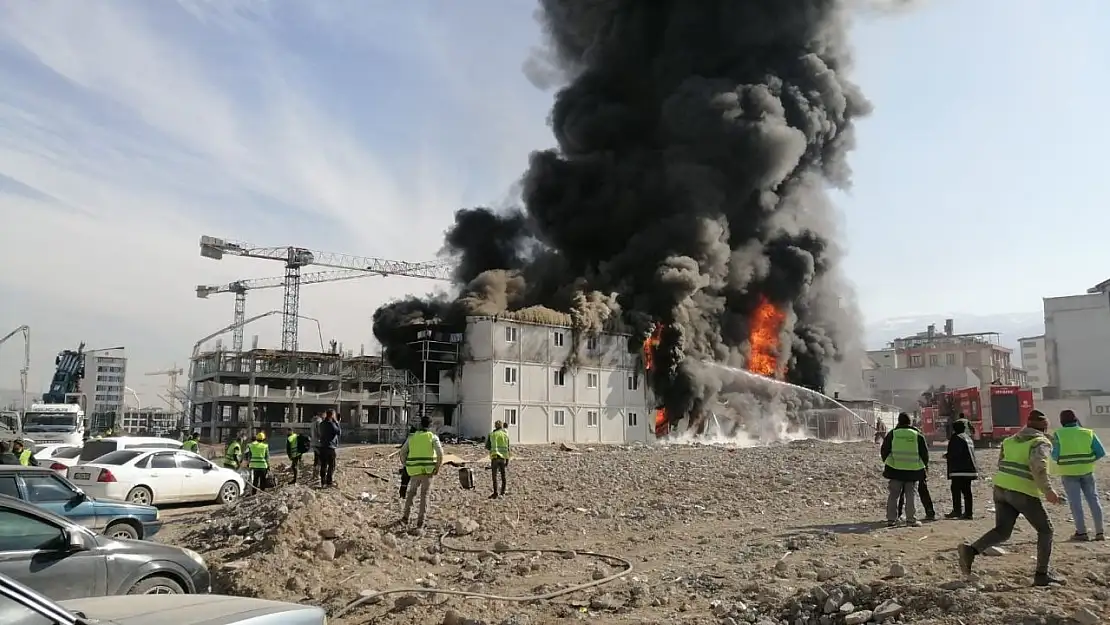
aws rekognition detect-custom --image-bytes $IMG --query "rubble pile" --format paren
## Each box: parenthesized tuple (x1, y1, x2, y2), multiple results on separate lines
(154, 441, 1110, 624)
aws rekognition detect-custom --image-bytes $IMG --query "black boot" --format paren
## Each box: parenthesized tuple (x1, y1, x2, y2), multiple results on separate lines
(1033, 571, 1065, 586)
(957, 544, 976, 576)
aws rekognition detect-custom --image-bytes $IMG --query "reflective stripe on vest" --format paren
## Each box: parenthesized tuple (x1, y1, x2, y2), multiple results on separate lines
(1053, 427, 1096, 476)
(224, 441, 241, 468)
(405, 431, 437, 476)
(288, 434, 301, 458)
(489, 429, 510, 459)
(183, 440, 199, 452)
(994, 436, 1049, 498)
(247, 441, 269, 469)
(18, 450, 30, 466)
(884, 428, 925, 471)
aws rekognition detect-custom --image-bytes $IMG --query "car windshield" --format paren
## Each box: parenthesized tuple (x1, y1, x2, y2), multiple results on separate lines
(78, 441, 117, 461)
(86, 450, 143, 465)
(21, 413, 76, 432)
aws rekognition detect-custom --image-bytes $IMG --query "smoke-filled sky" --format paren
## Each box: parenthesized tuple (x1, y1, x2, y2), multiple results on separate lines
(0, 0, 1107, 402)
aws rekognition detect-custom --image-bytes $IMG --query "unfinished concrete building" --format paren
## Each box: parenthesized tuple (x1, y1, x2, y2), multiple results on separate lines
(188, 348, 416, 444)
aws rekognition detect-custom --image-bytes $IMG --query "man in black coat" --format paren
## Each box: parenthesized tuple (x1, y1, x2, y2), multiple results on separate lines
(944, 418, 979, 518)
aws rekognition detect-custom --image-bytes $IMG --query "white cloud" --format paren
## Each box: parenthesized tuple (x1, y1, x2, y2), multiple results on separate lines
(0, 0, 552, 402)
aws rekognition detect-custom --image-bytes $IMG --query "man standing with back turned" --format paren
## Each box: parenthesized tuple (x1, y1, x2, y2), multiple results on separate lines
(881, 412, 930, 527)
(317, 410, 340, 488)
(1052, 409, 1105, 541)
(959, 410, 1064, 586)
(486, 420, 510, 499)
(399, 417, 444, 529)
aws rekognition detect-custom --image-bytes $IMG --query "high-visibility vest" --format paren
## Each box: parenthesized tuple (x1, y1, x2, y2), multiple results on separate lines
(488, 429, 510, 459)
(1053, 427, 1097, 476)
(18, 450, 31, 466)
(223, 441, 242, 468)
(884, 428, 925, 471)
(405, 431, 437, 477)
(995, 436, 1050, 498)
(287, 434, 301, 459)
(247, 441, 269, 469)
(183, 439, 199, 453)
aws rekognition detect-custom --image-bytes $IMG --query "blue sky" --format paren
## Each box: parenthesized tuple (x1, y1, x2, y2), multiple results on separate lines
(0, 0, 1107, 399)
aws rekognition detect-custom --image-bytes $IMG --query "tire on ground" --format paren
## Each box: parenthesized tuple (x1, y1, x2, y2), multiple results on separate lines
(127, 575, 184, 595)
(105, 521, 139, 540)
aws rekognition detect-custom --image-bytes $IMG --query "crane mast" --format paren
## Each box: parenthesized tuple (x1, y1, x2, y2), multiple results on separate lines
(198, 236, 453, 351)
(145, 367, 184, 428)
(0, 325, 30, 415)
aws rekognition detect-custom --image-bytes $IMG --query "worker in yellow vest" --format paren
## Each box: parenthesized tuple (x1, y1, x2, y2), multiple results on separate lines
(11, 440, 37, 467)
(959, 410, 1064, 586)
(486, 420, 511, 499)
(223, 433, 244, 470)
(246, 432, 270, 494)
(399, 417, 443, 529)
(286, 427, 304, 484)
(1051, 409, 1105, 541)
(880, 413, 929, 527)
(183, 432, 200, 453)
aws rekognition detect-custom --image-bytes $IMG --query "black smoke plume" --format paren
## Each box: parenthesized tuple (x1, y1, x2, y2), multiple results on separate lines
(372, 0, 870, 427)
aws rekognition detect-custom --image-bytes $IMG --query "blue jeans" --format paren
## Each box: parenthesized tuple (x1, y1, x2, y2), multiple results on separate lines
(1061, 474, 1105, 535)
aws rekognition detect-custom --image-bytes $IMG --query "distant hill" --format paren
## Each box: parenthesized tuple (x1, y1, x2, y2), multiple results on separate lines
(864, 312, 1044, 353)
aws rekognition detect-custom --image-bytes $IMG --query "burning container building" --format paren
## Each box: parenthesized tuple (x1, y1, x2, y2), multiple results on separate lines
(387, 313, 653, 444)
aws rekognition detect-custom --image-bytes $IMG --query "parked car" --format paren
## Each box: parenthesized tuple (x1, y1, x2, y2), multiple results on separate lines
(76, 436, 183, 464)
(0, 465, 161, 540)
(33, 445, 82, 474)
(68, 449, 243, 506)
(0, 571, 324, 625)
(0, 495, 209, 599)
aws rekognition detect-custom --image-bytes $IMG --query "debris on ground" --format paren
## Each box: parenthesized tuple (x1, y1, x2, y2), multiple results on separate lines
(158, 442, 1110, 624)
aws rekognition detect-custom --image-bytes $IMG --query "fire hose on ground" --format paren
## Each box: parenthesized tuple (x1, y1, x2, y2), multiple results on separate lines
(331, 531, 633, 619)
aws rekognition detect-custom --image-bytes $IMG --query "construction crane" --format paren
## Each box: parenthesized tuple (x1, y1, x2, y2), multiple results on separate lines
(145, 367, 183, 416)
(199, 236, 455, 352)
(0, 325, 30, 415)
(198, 269, 379, 352)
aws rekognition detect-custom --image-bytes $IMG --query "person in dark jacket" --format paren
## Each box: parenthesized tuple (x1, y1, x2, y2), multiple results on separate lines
(0, 441, 20, 465)
(317, 409, 341, 488)
(944, 418, 979, 519)
(881, 412, 931, 526)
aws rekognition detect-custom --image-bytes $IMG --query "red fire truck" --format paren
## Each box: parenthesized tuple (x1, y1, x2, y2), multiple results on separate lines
(920, 385, 1035, 447)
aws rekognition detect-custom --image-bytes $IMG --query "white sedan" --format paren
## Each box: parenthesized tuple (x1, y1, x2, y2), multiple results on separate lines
(32, 444, 83, 474)
(67, 448, 244, 506)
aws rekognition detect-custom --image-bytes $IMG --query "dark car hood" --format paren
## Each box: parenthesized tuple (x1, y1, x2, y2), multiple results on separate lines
(59, 594, 324, 625)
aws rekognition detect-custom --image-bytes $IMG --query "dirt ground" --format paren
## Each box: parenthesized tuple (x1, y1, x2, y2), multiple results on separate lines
(156, 440, 1110, 625)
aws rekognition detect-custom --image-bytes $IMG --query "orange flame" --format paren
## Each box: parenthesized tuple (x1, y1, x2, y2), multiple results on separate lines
(747, 295, 786, 377)
(642, 323, 663, 372)
(654, 408, 668, 436)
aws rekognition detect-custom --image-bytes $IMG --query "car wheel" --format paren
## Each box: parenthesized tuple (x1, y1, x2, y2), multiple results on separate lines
(217, 481, 240, 504)
(126, 486, 153, 506)
(105, 521, 139, 540)
(127, 575, 184, 595)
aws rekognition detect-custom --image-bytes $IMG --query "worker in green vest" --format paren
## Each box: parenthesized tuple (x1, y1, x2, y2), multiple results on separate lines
(286, 427, 304, 484)
(959, 410, 1064, 586)
(11, 440, 37, 467)
(223, 432, 244, 470)
(246, 432, 270, 494)
(1051, 409, 1105, 541)
(880, 412, 929, 527)
(183, 432, 200, 453)
(399, 417, 443, 529)
(486, 420, 511, 499)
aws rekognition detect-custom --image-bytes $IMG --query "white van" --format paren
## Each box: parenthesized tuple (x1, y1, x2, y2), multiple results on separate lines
(77, 436, 183, 464)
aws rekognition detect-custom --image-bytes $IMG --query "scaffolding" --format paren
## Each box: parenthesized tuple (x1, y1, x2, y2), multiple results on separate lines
(405, 325, 464, 431)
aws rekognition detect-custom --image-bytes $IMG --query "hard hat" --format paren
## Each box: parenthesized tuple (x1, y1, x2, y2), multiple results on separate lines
(255, 432, 266, 441)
